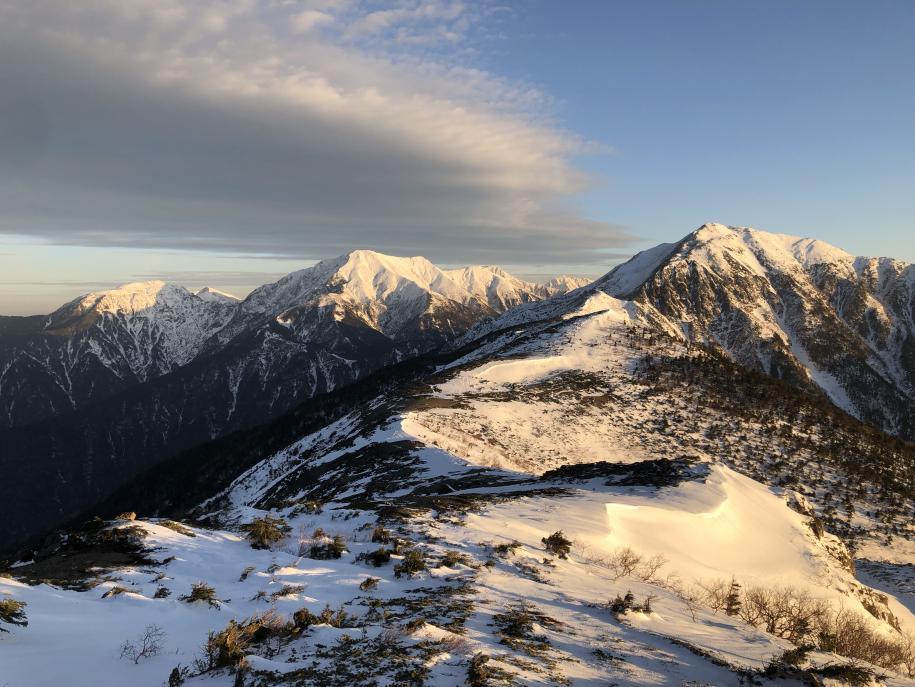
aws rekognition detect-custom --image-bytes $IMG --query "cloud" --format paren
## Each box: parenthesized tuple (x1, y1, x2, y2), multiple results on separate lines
(292, 10, 335, 32)
(0, 1, 630, 266)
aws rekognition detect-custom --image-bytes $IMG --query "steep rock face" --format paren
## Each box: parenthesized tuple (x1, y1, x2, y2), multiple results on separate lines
(595, 224, 915, 440)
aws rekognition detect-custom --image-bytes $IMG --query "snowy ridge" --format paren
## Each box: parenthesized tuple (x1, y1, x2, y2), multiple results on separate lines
(221, 250, 585, 344)
(443, 265, 590, 311)
(195, 287, 240, 304)
(462, 223, 915, 440)
(4, 283, 913, 686)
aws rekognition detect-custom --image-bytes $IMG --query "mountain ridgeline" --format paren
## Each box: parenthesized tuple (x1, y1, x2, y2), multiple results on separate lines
(0, 254, 587, 552)
(1, 226, 914, 555)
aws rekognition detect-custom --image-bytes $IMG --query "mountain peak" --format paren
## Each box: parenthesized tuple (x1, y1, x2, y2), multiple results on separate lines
(690, 222, 852, 260)
(194, 286, 240, 304)
(70, 280, 192, 317)
(692, 221, 738, 240)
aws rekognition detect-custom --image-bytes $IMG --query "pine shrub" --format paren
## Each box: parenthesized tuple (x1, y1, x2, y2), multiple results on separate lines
(541, 531, 572, 559)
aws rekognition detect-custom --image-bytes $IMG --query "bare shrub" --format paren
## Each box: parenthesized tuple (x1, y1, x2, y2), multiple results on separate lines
(731, 583, 913, 676)
(899, 632, 915, 678)
(674, 583, 708, 623)
(437, 633, 474, 656)
(821, 607, 910, 673)
(607, 547, 642, 579)
(739, 585, 830, 643)
(636, 553, 668, 582)
(695, 578, 731, 613)
(201, 610, 287, 671)
(120, 624, 165, 664)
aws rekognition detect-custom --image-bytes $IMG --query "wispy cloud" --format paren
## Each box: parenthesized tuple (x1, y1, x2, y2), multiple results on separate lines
(0, 0, 630, 266)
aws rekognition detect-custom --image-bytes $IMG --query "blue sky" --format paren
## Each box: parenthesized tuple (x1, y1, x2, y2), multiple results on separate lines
(494, 0, 915, 259)
(0, 1, 912, 313)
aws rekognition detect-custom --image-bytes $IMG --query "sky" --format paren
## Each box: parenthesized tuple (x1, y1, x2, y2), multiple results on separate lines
(0, 0, 913, 314)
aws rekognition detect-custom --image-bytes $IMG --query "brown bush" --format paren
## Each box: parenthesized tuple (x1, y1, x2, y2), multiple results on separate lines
(0, 598, 27, 631)
(200, 610, 288, 671)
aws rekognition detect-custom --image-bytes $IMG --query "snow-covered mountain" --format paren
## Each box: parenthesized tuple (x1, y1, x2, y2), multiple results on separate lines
(442, 265, 590, 312)
(0, 252, 584, 432)
(466, 223, 915, 442)
(4, 264, 913, 686)
(0, 281, 238, 428)
(207, 251, 587, 353)
(0, 253, 586, 553)
(598, 223, 915, 441)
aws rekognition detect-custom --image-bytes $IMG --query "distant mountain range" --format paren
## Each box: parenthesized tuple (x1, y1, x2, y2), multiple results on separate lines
(0, 252, 588, 431)
(0, 253, 587, 550)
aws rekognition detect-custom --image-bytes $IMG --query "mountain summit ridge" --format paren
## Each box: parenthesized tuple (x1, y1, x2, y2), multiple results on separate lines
(470, 223, 915, 440)
(0, 250, 586, 432)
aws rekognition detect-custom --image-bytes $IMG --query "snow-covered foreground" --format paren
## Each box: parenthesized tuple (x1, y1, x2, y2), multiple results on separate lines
(3, 289, 914, 686)
(3, 461, 913, 686)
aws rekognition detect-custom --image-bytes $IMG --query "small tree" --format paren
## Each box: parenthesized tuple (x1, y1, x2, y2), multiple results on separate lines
(541, 531, 572, 559)
(168, 665, 189, 687)
(725, 577, 742, 617)
(241, 515, 290, 549)
(309, 534, 347, 560)
(394, 549, 427, 578)
(359, 577, 380, 592)
(609, 590, 635, 615)
(180, 581, 220, 608)
(0, 598, 27, 632)
(371, 525, 392, 543)
(120, 624, 166, 664)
